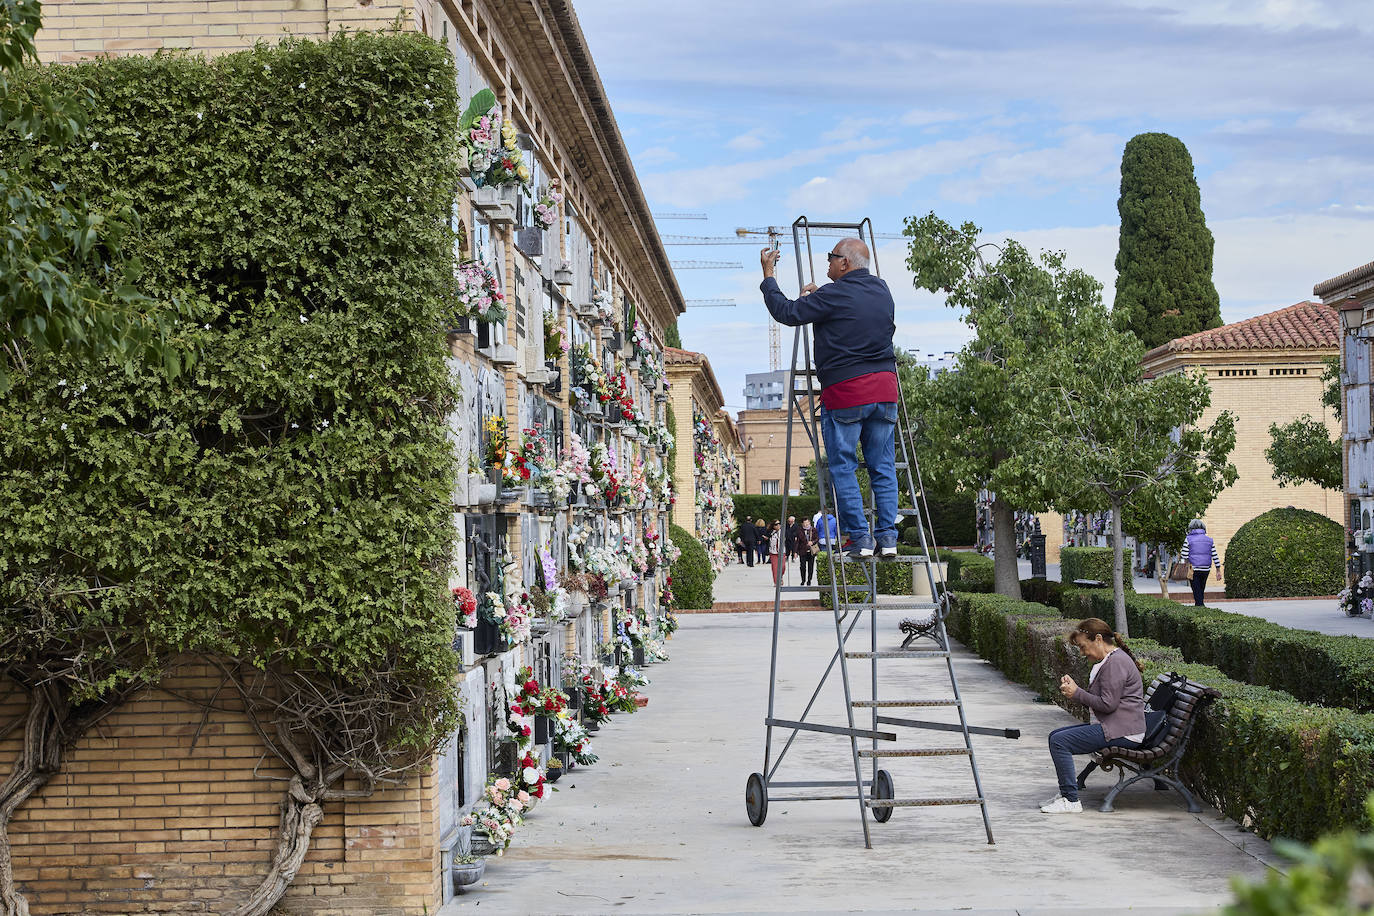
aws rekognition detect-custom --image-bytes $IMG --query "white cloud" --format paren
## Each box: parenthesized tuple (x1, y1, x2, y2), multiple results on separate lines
(641, 137, 885, 208)
(725, 128, 774, 152)
(634, 145, 680, 166)
(938, 128, 1123, 204)
(786, 135, 1016, 214)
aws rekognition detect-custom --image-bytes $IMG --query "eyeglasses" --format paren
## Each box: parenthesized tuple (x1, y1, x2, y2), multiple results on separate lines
(826, 252, 845, 261)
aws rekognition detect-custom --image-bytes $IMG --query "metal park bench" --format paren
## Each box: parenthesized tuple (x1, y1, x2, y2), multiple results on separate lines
(1077, 672, 1219, 813)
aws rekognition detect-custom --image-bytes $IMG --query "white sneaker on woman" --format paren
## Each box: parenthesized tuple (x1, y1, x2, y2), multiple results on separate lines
(1040, 796, 1083, 814)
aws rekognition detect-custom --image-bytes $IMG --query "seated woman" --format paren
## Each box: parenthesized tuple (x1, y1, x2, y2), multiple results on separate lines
(1041, 617, 1146, 814)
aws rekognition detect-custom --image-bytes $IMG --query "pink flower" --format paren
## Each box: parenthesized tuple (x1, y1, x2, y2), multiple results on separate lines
(494, 777, 511, 792)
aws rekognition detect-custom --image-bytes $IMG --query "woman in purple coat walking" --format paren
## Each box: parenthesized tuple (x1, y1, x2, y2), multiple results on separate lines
(1180, 519, 1221, 607)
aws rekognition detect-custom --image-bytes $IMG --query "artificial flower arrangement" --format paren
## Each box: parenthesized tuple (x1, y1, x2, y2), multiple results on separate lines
(533, 179, 563, 231)
(456, 261, 507, 324)
(570, 342, 611, 408)
(525, 585, 571, 622)
(484, 416, 528, 487)
(459, 89, 500, 175)
(519, 425, 555, 487)
(543, 310, 568, 360)
(625, 458, 651, 509)
(550, 434, 593, 505)
(460, 776, 528, 854)
(589, 442, 621, 504)
(553, 713, 597, 766)
(660, 576, 676, 609)
(452, 586, 478, 629)
(577, 669, 613, 725)
(591, 286, 615, 321)
(482, 118, 532, 189)
(483, 590, 531, 645)
(1340, 573, 1374, 617)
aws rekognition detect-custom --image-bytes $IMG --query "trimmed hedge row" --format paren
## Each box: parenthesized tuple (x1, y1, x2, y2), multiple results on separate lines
(1060, 587, 1374, 712)
(815, 548, 992, 607)
(948, 590, 1374, 843)
(1059, 547, 1131, 589)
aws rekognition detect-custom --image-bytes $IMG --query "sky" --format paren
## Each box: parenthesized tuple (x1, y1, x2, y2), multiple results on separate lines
(572, 0, 1374, 413)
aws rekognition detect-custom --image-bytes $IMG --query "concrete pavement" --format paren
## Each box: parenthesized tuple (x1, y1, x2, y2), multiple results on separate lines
(443, 608, 1276, 914)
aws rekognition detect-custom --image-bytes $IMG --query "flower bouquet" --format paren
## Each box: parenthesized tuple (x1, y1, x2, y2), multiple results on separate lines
(461, 776, 529, 855)
(456, 261, 507, 324)
(533, 180, 563, 230)
(452, 586, 478, 629)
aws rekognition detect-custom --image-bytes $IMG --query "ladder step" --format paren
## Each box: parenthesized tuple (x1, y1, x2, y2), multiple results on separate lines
(866, 796, 983, 808)
(858, 747, 971, 758)
(775, 585, 820, 593)
(852, 699, 957, 708)
(842, 602, 940, 611)
(845, 650, 949, 659)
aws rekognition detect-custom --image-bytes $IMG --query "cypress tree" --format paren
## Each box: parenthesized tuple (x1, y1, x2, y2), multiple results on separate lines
(665, 321, 682, 348)
(1113, 133, 1222, 349)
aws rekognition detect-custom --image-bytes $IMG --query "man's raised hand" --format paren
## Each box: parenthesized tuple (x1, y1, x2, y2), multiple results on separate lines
(801, 282, 818, 296)
(760, 247, 780, 278)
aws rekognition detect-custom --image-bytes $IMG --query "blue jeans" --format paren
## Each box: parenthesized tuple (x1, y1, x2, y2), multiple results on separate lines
(820, 402, 898, 547)
(1048, 723, 1139, 802)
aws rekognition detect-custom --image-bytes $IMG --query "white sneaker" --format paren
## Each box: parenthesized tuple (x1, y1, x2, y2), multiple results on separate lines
(1040, 796, 1082, 814)
(1041, 793, 1062, 808)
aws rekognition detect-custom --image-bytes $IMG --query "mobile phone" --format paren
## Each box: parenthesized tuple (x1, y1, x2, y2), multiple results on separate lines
(769, 238, 781, 260)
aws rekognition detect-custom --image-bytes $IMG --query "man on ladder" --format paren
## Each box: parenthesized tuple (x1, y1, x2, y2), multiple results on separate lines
(759, 237, 899, 559)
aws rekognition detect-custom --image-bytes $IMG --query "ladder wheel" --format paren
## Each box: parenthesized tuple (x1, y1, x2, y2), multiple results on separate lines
(745, 772, 768, 826)
(872, 769, 895, 823)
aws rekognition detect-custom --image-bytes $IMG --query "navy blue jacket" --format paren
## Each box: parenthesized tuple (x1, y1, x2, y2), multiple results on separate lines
(760, 268, 897, 388)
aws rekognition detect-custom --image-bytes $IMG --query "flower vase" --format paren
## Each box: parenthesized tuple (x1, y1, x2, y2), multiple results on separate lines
(451, 856, 485, 891)
(534, 715, 551, 745)
(469, 832, 500, 857)
(633, 645, 646, 666)
(452, 474, 470, 507)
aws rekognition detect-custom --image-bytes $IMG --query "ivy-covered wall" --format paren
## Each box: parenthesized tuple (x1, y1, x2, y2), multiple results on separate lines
(0, 33, 465, 903)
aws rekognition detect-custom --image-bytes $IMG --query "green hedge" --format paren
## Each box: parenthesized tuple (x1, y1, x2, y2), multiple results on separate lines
(1225, 506, 1344, 598)
(949, 591, 1374, 842)
(732, 492, 975, 549)
(0, 34, 463, 744)
(815, 548, 989, 607)
(730, 495, 820, 530)
(1059, 587, 1374, 711)
(1060, 547, 1131, 588)
(669, 524, 714, 610)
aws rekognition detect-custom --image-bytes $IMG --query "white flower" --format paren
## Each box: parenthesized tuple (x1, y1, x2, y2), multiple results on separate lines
(57, 379, 66, 387)
(320, 420, 330, 429)
(196, 112, 203, 121)
(291, 423, 299, 429)
(60, 423, 67, 431)
(299, 315, 308, 324)
(522, 766, 539, 784)
(298, 82, 305, 89)
(203, 324, 211, 330)
(90, 142, 99, 150)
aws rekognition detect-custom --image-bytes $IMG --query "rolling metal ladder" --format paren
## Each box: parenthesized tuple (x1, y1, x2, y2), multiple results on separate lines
(743, 216, 1016, 848)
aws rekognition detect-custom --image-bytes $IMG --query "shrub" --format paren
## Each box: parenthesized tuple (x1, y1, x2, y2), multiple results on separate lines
(0, 33, 463, 749)
(1060, 587, 1374, 711)
(669, 524, 714, 610)
(948, 551, 994, 592)
(948, 590, 1374, 843)
(1225, 506, 1344, 598)
(816, 546, 962, 608)
(1060, 547, 1131, 588)
(730, 495, 820, 529)
(896, 490, 976, 547)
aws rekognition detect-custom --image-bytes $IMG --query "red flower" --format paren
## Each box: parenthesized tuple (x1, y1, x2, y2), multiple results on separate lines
(523, 679, 539, 694)
(522, 725, 531, 737)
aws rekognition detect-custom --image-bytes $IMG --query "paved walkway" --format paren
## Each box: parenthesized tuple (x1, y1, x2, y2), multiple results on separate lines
(443, 609, 1276, 914)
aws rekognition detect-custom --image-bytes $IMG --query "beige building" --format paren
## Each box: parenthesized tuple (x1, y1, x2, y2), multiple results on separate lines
(1138, 301, 1342, 578)
(25, 3, 683, 912)
(665, 348, 741, 570)
(738, 407, 815, 495)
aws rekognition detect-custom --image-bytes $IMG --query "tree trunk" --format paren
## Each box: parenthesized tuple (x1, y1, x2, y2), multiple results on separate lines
(229, 776, 326, 916)
(991, 496, 1022, 599)
(1110, 499, 1128, 636)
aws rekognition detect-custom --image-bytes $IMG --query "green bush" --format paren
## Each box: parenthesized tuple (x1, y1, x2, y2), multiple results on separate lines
(948, 591, 1374, 843)
(1060, 547, 1131, 588)
(1019, 577, 1065, 608)
(0, 34, 463, 749)
(669, 524, 714, 610)
(1058, 587, 1374, 711)
(948, 551, 994, 592)
(896, 490, 976, 548)
(1225, 506, 1344, 598)
(1223, 796, 1374, 915)
(816, 546, 962, 608)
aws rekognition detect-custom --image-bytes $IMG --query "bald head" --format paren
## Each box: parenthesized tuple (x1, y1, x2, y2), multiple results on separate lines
(834, 237, 870, 269)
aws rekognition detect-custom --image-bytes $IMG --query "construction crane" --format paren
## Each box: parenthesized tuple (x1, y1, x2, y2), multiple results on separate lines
(660, 235, 758, 245)
(684, 299, 737, 308)
(653, 212, 708, 220)
(670, 260, 742, 269)
(733, 226, 905, 371)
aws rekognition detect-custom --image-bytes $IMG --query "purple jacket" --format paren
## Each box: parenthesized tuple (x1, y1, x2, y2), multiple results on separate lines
(1073, 649, 1145, 741)
(1183, 530, 1219, 570)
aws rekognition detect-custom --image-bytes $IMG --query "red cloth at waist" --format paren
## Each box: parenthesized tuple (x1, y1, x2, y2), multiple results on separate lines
(821, 371, 898, 410)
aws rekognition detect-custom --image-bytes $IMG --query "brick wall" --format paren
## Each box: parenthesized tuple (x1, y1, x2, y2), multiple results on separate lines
(34, 0, 414, 64)
(2, 662, 440, 914)
(737, 408, 812, 495)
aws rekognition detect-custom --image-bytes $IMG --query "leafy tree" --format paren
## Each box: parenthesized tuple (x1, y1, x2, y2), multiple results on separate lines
(665, 321, 681, 348)
(1266, 356, 1342, 491)
(1113, 133, 1221, 349)
(0, 0, 191, 392)
(904, 214, 1082, 598)
(1016, 281, 1237, 633)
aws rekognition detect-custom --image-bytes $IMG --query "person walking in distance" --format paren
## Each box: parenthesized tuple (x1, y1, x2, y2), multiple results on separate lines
(738, 515, 757, 568)
(784, 515, 798, 564)
(768, 520, 783, 586)
(760, 239, 899, 559)
(1180, 520, 1221, 607)
(755, 519, 769, 565)
(796, 517, 819, 586)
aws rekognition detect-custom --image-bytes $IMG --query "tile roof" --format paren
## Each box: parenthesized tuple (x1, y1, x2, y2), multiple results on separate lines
(1315, 259, 1374, 299)
(1143, 301, 1339, 360)
(663, 346, 704, 365)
